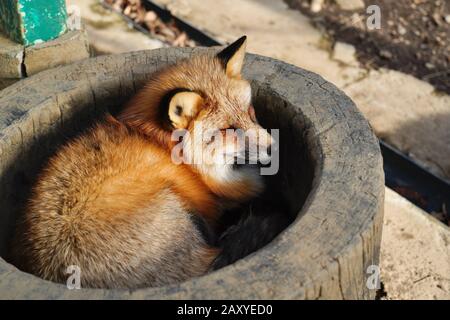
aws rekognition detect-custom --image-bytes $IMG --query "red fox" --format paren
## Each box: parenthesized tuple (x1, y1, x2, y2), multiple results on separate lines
(12, 36, 278, 289)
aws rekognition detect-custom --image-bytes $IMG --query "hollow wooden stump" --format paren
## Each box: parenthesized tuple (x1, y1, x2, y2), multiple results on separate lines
(0, 48, 384, 299)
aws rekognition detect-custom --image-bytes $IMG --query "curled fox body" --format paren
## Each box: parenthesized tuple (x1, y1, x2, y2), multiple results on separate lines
(12, 37, 275, 289)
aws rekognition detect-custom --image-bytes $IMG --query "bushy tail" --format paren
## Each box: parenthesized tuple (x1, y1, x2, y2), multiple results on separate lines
(212, 192, 293, 270)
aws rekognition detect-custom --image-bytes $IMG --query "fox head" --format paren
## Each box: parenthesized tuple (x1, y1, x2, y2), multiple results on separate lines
(119, 36, 274, 201)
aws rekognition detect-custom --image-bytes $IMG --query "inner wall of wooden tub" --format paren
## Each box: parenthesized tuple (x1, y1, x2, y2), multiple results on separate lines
(0, 81, 315, 274)
(252, 83, 314, 217)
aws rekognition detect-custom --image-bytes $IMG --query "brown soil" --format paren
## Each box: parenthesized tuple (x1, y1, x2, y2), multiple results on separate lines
(284, 0, 450, 94)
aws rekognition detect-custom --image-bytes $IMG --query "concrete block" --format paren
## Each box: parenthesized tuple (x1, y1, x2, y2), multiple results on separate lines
(1, 29, 90, 91)
(24, 30, 90, 76)
(0, 33, 24, 78)
(0, 0, 68, 46)
(381, 188, 450, 299)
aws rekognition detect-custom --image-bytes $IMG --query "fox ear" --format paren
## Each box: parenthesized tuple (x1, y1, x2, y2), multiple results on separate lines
(168, 91, 203, 129)
(217, 35, 247, 78)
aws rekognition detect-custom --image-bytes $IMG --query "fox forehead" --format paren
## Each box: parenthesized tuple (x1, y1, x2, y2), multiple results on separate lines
(162, 54, 252, 111)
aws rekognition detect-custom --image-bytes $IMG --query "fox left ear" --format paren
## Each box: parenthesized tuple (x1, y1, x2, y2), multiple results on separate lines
(168, 91, 203, 129)
(217, 35, 247, 78)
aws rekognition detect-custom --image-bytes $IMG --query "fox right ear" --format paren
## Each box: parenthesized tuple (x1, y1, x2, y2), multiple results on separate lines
(168, 91, 203, 129)
(217, 36, 247, 78)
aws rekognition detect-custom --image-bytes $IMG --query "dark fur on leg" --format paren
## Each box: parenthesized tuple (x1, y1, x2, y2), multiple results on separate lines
(212, 184, 293, 270)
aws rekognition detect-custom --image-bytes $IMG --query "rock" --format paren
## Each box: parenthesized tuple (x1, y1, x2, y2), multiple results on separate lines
(398, 25, 407, 35)
(334, 0, 365, 11)
(445, 15, 450, 24)
(425, 62, 436, 69)
(432, 13, 443, 26)
(24, 30, 90, 76)
(311, 0, 324, 13)
(380, 49, 393, 60)
(332, 41, 358, 66)
(0, 33, 24, 78)
(144, 11, 158, 22)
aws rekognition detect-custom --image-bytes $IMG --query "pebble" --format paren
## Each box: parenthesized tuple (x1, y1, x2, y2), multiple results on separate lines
(335, 0, 365, 11)
(380, 50, 393, 60)
(445, 15, 450, 24)
(398, 25, 407, 36)
(332, 42, 358, 66)
(311, 0, 324, 13)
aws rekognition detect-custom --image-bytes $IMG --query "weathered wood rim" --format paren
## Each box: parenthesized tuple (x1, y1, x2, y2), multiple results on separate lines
(0, 47, 384, 299)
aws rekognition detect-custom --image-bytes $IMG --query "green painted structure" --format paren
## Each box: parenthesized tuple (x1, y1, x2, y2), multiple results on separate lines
(0, 0, 67, 46)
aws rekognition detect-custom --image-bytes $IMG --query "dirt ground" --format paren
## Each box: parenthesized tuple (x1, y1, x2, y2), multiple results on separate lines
(285, 0, 450, 94)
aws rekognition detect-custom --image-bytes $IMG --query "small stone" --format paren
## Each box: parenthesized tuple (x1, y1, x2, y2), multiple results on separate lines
(0, 34, 25, 78)
(432, 13, 442, 26)
(398, 25, 407, 35)
(335, 0, 365, 11)
(144, 11, 158, 22)
(425, 62, 435, 69)
(445, 15, 450, 24)
(380, 50, 393, 60)
(332, 42, 358, 66)
(435, 36, 444, 46)
(311, 0, 324, 13)
(24, 30, 90, 76)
